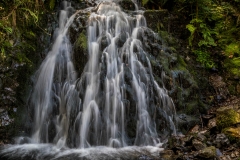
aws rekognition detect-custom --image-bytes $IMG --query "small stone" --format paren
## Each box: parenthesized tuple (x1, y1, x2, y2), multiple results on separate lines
(208, 118, 216, 129)
(202, 114, 214, 120)
(192, 139, 206, 151)
(206, 141, 212, 146)
(234, 151, 239, 157)
(197, 146, 216, 158)
(159, 150, 175, 160)
(216, 148, 223, 157)
(214, 133, 230, 148)
(219, 155, 232, 160)
(189, 125, 199, 134)
(230, 152, 236, 158)
(197, 133, 207, 142)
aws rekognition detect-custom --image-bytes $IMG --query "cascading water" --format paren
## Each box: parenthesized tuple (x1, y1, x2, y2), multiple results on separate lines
(0, 0, 177, 159)
(75, 2, 176, 148)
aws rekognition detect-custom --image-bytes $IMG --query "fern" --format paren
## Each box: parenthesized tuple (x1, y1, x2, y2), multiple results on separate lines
(193, 50, 215, 68)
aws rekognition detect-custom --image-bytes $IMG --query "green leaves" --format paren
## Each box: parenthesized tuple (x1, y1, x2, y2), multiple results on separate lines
(186, 18, 217, 48)
(0, 22, 12, 34)
(193, 50, 215, 69)
(186, 24, 196, 46)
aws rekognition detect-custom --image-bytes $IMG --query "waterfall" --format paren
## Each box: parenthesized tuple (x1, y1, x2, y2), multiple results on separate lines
(29, 0, 176, 148)
(0, 0, 177, 159)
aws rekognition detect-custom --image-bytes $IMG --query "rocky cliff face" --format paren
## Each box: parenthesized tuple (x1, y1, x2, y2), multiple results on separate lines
(68, 1, 207, 136)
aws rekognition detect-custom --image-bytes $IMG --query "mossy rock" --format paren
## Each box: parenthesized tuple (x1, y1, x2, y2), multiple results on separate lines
(223, 126, 240, 142)
(118, 0, 135, 11)
(216, 106, 240, 130)
(197, 146, 216, 159)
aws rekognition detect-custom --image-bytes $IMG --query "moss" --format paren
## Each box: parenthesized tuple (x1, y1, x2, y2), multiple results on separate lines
(185, 101, 198, 115)
(225, 43, 240, 56)
(76, 31, 87, 52)
(49, 0, 56, 10)
(216, 107, 240, 130)
(177, 55, 187, 68)
(228, 84, 236, 95)
(198, 146, 216, 158)
(223, 126, 240, 146)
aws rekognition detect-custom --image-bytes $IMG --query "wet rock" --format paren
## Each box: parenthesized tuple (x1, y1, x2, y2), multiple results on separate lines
(196, 133, 207, 142)
(209, 74, 229, 100)
(208, 118, 217, 129)
(176, 114, 199, 134)
(214, 134, 230, 148)
(197, 146, 216, 159)
(216, 106, 240, 130)
(159, 150, 175, 160)
(115, 32, 127, 48)
(192, 139, 206, 151)
(118, 0, 135, 11)
(99, 34, 109, 51)
(138, 154, 153, 160)
(167, 135, 186, 151)
(0, 111, 14, 127)
(188, 125, 199, 134)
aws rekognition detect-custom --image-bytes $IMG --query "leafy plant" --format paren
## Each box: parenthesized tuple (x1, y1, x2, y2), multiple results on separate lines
(193, 49, 215, 69)
(186, 18, 217, 48)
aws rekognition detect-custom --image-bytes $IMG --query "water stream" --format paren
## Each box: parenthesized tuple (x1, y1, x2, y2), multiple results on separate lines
(0, 1, 177, 159)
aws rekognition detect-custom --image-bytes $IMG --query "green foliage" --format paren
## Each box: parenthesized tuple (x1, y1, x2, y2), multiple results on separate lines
(186, 23, 196, 47)
(49, 0, 56, 10)
(0, 0, 49, 110)
(225, 43, 240, 56)
(186, 18, 217, 48)
(193, 50, 215, 69)
(181, 0, 240, 72)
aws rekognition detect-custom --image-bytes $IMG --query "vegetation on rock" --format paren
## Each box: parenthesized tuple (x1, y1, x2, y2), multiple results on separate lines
(0, 0, 56, 142)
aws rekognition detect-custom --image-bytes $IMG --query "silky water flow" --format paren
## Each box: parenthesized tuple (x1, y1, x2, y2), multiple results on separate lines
(0, 1, 177, 159)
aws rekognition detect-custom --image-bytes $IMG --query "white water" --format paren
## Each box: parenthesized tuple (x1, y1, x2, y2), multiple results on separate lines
(75, 1, 176, 148)
(1, 1, 176, 159)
